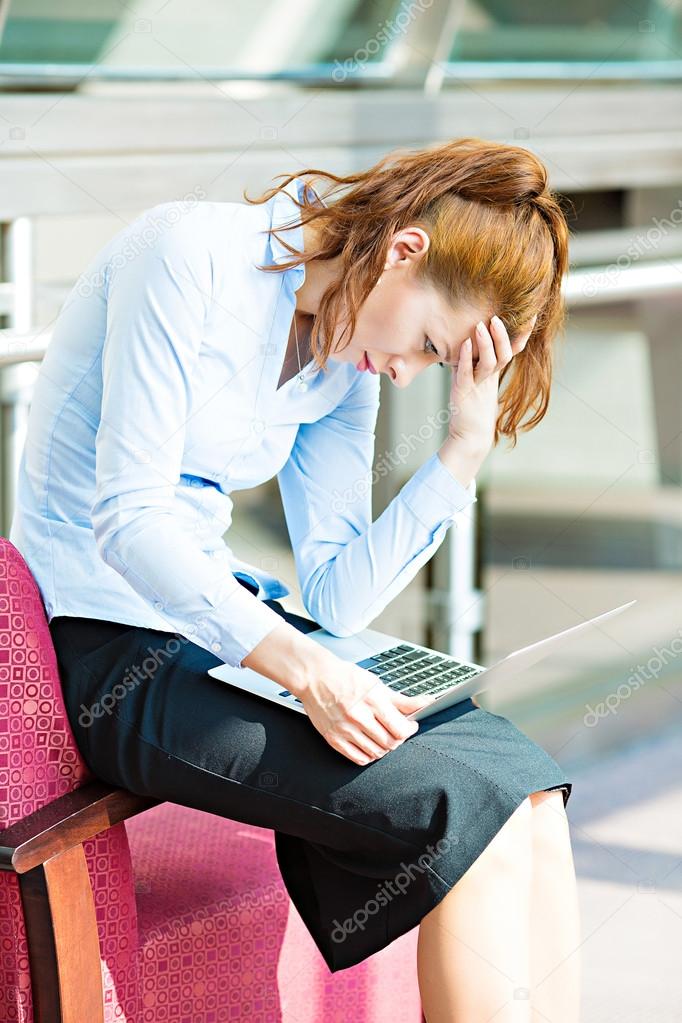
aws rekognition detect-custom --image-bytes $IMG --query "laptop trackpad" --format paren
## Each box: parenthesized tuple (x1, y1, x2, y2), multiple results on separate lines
(304, 627, 390, 663)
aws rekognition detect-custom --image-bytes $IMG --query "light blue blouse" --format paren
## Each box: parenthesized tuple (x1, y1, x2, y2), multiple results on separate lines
(10, 176, 477, 668)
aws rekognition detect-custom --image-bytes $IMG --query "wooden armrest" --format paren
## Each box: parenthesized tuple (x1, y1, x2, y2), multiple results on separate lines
(0, 780, 160, 874)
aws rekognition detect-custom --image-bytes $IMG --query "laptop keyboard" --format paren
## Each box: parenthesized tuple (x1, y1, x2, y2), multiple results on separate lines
(356, 644, 482, 696)
(278, 643, 482, 705)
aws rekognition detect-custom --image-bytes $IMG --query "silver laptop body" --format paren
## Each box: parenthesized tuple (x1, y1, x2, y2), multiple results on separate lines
(207, 600, 636, 722)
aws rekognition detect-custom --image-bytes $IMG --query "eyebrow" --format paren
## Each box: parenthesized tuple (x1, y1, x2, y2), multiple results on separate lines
(438, 337, 456, 365)
(440, 333, 478, 365)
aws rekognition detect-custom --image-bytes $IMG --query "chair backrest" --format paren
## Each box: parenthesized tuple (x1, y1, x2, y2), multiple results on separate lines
(0, 538, 141, 1023)
(0, 537, 92, 827)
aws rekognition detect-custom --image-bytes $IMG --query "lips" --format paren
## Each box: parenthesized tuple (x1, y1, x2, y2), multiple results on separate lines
(356, 351, 378, 374)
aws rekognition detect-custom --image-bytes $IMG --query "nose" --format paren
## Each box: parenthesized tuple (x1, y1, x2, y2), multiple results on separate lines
(385, 356, 425, 388)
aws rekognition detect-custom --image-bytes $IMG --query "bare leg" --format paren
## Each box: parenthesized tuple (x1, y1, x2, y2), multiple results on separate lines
(528, 789, 581, 1023)
(417, 795, 534, 1023)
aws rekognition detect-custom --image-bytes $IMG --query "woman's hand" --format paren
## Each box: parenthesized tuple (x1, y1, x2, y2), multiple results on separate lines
(446, 312, 538, 454)
(295, 653, 435, 766)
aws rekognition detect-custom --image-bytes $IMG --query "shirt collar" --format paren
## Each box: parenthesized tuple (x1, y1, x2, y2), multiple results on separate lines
(268, 176, 325, 292)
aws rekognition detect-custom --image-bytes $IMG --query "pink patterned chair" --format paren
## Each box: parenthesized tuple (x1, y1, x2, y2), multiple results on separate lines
(0, 537, 424, 1023)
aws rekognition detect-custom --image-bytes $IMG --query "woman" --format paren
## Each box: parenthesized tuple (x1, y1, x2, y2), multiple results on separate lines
(10, 137, 578, 1022)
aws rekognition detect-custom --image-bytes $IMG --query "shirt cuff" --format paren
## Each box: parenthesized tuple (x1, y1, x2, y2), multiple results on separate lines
(185, 583, 289, 670)
(399, 450, 477, 532)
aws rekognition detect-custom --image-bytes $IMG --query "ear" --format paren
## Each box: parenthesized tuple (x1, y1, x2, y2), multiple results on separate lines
(384, 226, 430, 271)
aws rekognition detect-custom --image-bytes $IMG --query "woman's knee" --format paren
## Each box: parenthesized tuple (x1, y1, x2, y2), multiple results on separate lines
(528, 788, 573, 861)
(470, 795, 535, 875)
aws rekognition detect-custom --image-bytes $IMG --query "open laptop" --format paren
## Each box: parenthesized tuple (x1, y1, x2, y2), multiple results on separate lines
(208, 599, 637, 721)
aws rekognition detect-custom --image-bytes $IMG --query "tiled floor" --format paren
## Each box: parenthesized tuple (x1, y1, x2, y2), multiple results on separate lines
(568, 721, 682, 1021)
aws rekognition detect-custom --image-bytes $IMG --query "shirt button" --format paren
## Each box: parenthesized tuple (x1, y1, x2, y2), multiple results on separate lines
(153, 601, 163, 611)
(211, 641, 222, 653)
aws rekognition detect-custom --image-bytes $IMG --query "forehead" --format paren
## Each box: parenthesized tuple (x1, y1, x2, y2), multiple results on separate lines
(428, 284, 490, 324)
(428, 287, 492, 356)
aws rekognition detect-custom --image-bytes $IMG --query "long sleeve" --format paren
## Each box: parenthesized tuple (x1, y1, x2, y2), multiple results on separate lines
(90, 221, 288, 668)
(276, 370, 477, 637)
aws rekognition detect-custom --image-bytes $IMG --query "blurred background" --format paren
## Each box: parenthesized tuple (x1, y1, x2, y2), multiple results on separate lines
(0, 2, 681, 1016)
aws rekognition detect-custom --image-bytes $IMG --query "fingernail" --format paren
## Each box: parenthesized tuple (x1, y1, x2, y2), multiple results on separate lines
(476, 320, 485, 334)
(491, 314, 502, 326)
(532, 313, 538, 324)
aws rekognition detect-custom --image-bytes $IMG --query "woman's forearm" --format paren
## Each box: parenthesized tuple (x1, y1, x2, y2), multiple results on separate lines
(240, 620, 336, 696)
(436, 435, 486, 490)
(242, 441, 485, 689)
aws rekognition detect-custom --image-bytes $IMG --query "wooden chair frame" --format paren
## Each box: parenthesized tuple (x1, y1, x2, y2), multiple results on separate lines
(0, 782, 160, 1023)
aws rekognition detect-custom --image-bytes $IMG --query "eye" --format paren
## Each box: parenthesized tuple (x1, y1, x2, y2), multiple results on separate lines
(424, 336, 446, 368)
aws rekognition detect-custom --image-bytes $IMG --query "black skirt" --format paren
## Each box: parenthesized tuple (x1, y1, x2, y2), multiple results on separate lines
(48, 587, 572, 973)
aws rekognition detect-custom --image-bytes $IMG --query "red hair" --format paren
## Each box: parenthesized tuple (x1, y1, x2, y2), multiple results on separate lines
(245, 137, 571, 447)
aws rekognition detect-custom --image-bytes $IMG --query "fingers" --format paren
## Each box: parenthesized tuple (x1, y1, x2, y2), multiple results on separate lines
(328, 684, 422, 766)
(473, 312, 538, 382)
(390, 690, 437, 716)
(350, 698, 404, 749)
(455, 336, 474, 388)
(318, 666, 431, 766)
(474, 319, 505, 380)
(489, 315, 514, 363)
(473, 317, 511, 382)
(331, 734, 377, 767)
(327, 718, 400, 766)
(346, 675, 411, 745)
(344, 722, 392, 761)
(370, 689, 420, 742)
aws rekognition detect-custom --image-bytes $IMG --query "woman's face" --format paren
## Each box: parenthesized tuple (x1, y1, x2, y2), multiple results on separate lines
(326, 226, 492, 387)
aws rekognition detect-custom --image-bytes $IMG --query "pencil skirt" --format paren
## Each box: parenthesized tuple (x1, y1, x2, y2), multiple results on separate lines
(48, 585, 572, 973)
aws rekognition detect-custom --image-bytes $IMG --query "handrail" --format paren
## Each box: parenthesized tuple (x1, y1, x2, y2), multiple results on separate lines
(0, 60, 681, 85)
(564, 260, 682, 307)
(0, 329, 52, 367)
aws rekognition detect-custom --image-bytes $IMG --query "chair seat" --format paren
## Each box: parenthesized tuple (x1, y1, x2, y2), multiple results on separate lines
(126, 802, 423, 1023)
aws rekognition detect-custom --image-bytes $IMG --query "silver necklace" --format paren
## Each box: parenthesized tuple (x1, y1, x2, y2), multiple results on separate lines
(293, 311, 311, 392)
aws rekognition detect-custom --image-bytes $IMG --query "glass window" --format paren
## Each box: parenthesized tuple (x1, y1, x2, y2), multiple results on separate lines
(448, 0, 682, 68)
(0, 0, 402, 75)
